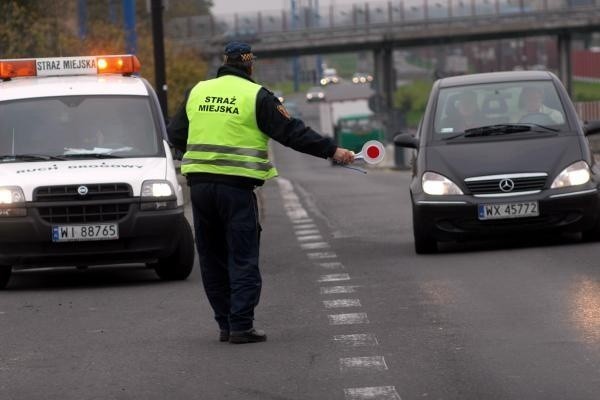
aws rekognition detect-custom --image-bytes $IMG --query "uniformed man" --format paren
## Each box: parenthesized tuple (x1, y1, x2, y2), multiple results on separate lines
(168, 42, 355, 344)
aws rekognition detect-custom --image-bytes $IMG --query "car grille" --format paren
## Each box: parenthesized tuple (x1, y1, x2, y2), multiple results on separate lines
(465, 175, 547, 195)
(34, 183, 132, 223)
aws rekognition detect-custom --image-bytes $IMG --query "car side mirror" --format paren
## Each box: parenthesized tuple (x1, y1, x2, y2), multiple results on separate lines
(393, 133, 419, 149)
(584, 120, 600, 136)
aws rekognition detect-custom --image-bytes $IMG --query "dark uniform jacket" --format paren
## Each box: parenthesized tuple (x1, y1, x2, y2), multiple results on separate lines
(167, 65, 338, 189)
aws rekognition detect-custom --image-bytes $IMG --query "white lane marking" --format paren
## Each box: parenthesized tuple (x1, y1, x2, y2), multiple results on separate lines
(294, 224, 317, 230)
(318, 273, 350, 282)
(292, 218, 313, 224)
(320, 285, 359, 294)
(317, 262, 345, 269)
(277, 178, 310, 221)
(296, 234, 324, 242)
(323, 299, 361, 309)
(340, 356, 388, 372)
(344, 386, 401, 400)
(328, 313, 369, 325)
(333, 334, 379, 347)
(294, 229, 320, 235)
(308, 252, 337, 259)
(301, 242, 330, 250)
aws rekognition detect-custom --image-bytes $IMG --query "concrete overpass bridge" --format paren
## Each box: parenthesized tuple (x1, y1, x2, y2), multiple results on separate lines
(170, 0, 600, 110)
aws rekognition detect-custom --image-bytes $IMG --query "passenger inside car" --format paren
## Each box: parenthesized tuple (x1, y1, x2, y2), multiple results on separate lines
(440, 90, 486, 132)
(516, 86, 564, 124)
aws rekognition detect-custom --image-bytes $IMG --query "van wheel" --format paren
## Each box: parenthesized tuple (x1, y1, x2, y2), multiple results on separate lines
(153, 219, 195, 281)
(0, 265, 12, 289)
(412, 210, 438, 254)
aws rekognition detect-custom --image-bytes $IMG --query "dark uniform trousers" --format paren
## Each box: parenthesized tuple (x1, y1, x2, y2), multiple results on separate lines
(190, 182, 262, 332)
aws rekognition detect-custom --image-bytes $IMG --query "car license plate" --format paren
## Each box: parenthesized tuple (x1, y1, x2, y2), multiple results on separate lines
(52, 224, 119, 242)
(478, 201, 539, 220)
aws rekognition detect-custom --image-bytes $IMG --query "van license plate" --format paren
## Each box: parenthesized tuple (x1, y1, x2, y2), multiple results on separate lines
(478, 202, 539, 220)
(52, 224, 119, 242)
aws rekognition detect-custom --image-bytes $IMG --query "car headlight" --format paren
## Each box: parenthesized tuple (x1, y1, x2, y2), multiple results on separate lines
(0, 186, 26, 217)
(317, 92, 325, 99)
(422, 172, 463, 195)
(551, 161, 591, 188)
(320, 78, 327, 85)
(140, 180, 177, 210)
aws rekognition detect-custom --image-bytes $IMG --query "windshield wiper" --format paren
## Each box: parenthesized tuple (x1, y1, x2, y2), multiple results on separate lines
(463, 124, 534, 137)
(62, 153, 123, 159)
(0, 154, 68, 162)
(464, 124, 560, 137)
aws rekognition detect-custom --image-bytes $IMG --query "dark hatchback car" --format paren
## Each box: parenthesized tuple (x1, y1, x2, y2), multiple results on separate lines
(395, 71, 600, 253)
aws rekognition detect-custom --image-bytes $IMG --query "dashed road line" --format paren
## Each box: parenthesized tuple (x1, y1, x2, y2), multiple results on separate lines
(328, 313, 369, 325)
(308, 252, 338, 260)
(296, 234, 324, 242)
(344, 386, 401, 400)
(318, 273, 350, 282)
(301, 242, 330, 250)
(320, 285, 360, 294)
(323, 299, 362, 308)
(339, 356, 388, 373)
(294, 229, 320, 235)
(333, 334, 379, 347)
(317, 262, 344, 269)
(294, 223, 317, 230)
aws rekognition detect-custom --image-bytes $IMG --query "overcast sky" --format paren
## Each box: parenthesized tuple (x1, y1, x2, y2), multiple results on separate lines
(211, 0, 358, 15)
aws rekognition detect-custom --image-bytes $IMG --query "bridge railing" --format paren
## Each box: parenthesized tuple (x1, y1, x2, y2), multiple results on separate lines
(167, 0, 600, 41)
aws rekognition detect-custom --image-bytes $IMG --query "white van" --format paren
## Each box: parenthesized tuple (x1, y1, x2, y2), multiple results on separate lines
(0, 55, 194, 288)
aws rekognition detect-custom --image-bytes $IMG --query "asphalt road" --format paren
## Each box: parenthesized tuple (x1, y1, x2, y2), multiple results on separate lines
(2, 90, 600, 400)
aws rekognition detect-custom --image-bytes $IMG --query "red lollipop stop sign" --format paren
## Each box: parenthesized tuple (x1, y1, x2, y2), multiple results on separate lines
(354, 140, 385, 164)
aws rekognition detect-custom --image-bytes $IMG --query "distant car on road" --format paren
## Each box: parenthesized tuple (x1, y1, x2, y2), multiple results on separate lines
(394, 70, 600, 253)
(351, 72, 373, 84)
(320, 68, 340, 86)
(306, 86, 326, 102)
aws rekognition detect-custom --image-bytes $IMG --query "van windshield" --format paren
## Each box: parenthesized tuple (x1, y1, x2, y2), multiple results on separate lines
(433, 80, 568, 139)
(0, 95, 161, 159)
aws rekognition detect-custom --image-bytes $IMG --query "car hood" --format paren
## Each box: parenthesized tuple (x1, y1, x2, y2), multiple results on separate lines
(0, 157, 167, 201)
(425, 134, 583, 185)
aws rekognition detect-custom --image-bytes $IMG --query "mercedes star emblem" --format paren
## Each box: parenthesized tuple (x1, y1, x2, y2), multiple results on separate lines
(499, 179, 515, 192)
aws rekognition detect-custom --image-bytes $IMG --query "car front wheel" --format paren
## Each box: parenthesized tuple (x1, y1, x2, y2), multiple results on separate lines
(412, 207, 438, 254)
(0, 265, 12, 289)
(152, 218, 195, 281)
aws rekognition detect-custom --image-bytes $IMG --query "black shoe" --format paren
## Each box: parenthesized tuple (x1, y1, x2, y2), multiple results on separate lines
(229, 328, 267, 344)
(219, 330, 230, 342)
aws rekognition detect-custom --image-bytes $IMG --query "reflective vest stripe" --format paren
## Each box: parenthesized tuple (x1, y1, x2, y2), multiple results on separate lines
(186, 144, 268, 159)
(182, 158, 275, 172)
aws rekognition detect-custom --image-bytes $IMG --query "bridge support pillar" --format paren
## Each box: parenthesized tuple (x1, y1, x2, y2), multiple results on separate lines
(373, 45, 395, 115)
(558, 32, 572, 96)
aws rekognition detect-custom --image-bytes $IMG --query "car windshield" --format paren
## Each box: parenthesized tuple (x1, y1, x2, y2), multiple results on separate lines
(433, 80, 567, 139)
(0, 95, 161, 160)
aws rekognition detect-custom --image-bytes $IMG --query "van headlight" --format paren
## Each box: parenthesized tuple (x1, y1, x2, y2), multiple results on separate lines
(140, 180, 177, 210)
(0, 186, 26, 217)
(422, 172, 464, 195)
(551, 161, 591, 189)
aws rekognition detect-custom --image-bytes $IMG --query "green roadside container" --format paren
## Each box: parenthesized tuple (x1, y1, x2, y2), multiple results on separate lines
(334, 114, 385, 153)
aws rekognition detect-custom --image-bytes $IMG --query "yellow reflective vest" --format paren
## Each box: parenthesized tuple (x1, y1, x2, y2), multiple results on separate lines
(181, 75, 278, 180)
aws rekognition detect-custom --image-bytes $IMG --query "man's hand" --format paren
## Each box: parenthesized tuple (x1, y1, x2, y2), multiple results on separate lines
(333, 147, 355, 165)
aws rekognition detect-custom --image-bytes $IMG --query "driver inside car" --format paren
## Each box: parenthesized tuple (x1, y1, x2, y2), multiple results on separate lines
(516, 86, 564, 124)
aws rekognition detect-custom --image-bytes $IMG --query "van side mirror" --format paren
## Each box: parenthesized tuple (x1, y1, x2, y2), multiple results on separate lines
(393, 133, 419, 149)
(584, 120, 600, 136)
